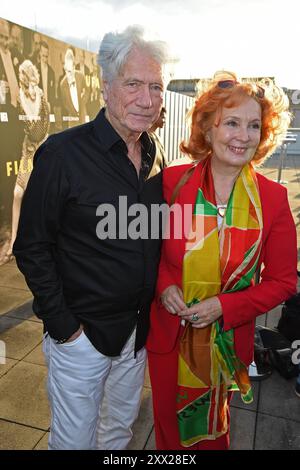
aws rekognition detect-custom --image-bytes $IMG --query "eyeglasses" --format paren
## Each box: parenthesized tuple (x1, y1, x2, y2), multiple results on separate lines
(217, 79, 265, 98)
(217, 79, 237, 89)
(254, 85, 265, 99)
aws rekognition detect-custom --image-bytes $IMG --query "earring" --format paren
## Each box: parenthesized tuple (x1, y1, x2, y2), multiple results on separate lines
(205, 135, 210, 143)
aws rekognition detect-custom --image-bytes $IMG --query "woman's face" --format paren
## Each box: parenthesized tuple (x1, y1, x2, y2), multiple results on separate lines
(23, 79, 37, 101)
(208, 97, 262, 171)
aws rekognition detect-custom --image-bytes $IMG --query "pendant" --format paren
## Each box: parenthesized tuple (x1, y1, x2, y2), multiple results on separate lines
(217, 205, 227, 218)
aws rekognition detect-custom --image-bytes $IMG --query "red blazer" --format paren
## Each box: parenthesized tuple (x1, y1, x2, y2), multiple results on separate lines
(147, 163, 297, 365)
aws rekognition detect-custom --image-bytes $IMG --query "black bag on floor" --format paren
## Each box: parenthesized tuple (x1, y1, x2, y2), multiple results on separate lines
(255, 325, 298, 380)
(253, 327, 273, 378)
(277, 293, 300, 343)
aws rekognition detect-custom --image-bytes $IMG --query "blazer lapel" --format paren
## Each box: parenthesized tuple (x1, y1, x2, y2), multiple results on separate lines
(176, 162, 203, 250)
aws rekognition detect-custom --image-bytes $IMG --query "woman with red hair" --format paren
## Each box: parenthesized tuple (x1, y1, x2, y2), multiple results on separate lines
(147, 71, 297, 450)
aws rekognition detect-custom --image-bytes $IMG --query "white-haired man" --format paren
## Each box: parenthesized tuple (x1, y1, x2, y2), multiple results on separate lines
(14, 25, 171, 450)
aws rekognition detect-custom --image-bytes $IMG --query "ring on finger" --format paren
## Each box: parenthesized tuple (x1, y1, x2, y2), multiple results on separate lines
(191, 313, 199, 322)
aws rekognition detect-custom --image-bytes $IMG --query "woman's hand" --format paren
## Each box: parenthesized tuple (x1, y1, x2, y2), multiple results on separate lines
(160, 285, 186, 315)
(178, 296, 223, 328)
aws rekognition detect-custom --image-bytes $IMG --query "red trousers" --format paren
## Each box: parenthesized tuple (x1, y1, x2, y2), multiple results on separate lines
(147, 333, 230, 450)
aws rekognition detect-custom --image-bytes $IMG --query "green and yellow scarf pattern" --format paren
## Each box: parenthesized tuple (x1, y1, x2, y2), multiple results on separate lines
(176, 159, 263, 447)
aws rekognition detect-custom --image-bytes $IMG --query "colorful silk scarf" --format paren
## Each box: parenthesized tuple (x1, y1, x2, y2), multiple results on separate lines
(176, 158, 263, 447)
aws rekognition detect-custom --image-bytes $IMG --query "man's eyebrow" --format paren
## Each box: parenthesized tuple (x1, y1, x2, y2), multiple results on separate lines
(122, 78, 163, 85)
(123, 78, 143, 83)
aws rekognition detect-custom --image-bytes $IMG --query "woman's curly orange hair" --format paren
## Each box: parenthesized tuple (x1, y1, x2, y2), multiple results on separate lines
(180, 71, 291, 165)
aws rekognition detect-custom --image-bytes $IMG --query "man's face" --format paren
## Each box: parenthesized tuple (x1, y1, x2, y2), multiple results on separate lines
(64, 59, 75, 84)
(33, 34, 41, 52)
(40, 45, 49, 65)
(0, 22, 9, 52)
(103, 47, 164, 137)
(10, 25, 22, 49)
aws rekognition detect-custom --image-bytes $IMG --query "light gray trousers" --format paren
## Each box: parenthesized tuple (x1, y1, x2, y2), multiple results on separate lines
(43, 328, 146, 450)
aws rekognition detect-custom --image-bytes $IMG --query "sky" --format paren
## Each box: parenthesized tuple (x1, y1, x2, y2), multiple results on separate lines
(1, 0, 300, 89)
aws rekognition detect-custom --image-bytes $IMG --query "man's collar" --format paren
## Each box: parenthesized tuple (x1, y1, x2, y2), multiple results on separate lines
(92, 108, 154, 156)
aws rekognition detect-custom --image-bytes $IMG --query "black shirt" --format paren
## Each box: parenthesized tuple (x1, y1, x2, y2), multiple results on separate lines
(14, 108, 164, 356)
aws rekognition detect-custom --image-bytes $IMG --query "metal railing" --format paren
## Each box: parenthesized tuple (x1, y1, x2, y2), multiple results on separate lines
(158, 90, 194, 162)
(276, 132, 297, 184)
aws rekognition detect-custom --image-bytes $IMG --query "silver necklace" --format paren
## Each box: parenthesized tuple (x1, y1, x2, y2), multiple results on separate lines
(217, 204, 227, 218)
(215, 189, 228, 218)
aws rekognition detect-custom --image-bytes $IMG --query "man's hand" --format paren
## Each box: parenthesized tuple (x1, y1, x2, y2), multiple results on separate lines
(66, 324, 84, 343)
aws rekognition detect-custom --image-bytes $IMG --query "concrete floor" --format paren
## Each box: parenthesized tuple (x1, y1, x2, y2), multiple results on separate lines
(0, 156, 299, 450)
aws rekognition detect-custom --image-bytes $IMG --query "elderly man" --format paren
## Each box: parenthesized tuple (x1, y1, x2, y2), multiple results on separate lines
(14, 25, 171, 450)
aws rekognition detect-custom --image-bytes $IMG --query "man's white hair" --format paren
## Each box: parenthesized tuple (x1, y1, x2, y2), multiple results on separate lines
(98, 25, 172, 82)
